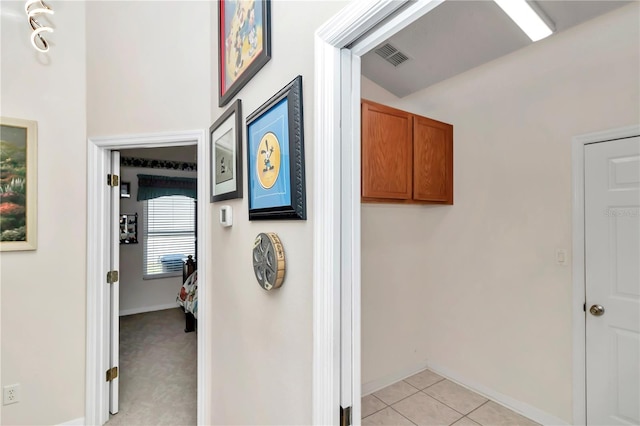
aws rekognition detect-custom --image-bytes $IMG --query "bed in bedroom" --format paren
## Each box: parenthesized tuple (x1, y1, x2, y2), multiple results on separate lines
(177, 255, 197, 333)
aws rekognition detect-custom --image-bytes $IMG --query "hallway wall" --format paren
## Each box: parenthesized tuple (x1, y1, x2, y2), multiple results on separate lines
(1, 2, 87, 424)
(207, 1, 347, 424)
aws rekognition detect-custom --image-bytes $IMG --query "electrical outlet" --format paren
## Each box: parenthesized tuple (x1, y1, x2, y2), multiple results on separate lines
(3, 384, 20, 405)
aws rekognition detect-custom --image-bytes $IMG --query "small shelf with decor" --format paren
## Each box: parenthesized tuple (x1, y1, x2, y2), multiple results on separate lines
(120, 213, 138, 244)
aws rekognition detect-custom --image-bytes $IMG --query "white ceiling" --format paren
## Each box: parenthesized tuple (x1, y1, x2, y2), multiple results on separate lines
(361, 0, 631, 97)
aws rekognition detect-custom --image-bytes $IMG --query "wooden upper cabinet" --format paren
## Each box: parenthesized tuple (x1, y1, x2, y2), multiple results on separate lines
(361, 101, 413, 200)
(413, 115, 453, 204)
(362, 100, 453, 205)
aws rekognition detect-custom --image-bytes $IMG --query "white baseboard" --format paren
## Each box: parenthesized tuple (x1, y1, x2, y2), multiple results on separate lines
(425, 362, 569, 426)
(362, 362, 429, 396)
(362, 361, 570, 426)
(119, 302, 179, 316)
(58, 418, 84, 425)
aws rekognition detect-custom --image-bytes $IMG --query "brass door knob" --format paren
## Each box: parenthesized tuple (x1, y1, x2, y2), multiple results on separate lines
(589, 305, 605, 316)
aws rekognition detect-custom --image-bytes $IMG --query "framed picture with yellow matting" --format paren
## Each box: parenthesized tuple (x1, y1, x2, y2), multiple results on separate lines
(219, 0, 271, 107)
(246, 75, 305, 220)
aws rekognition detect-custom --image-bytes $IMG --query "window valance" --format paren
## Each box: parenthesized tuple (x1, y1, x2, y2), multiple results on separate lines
(137, 174, 197, 201)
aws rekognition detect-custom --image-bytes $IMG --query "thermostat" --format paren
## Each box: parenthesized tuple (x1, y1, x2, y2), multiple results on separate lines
(220, 205, 232, 227)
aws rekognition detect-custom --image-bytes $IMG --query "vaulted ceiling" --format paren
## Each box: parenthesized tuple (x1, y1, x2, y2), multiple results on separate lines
(361, 0, 630, 97)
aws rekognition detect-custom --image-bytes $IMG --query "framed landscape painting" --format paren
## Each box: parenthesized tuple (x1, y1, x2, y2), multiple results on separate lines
(219, 0, 271, 107)
(0, 117, 37, 251)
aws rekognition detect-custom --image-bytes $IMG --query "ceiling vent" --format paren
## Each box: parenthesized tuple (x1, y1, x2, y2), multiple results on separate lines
(375, 43, 410, 67)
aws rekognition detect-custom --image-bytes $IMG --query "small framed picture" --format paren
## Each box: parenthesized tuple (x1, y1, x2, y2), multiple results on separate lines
(211, 99, 243, 202)
(120, 182, 131, 198)
(246, 75, 306, 220)
(1, 116, 38, 251)
(218, 0, 271, 107)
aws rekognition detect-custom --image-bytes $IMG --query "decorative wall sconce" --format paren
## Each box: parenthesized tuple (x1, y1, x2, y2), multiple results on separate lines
(25, 0, 54, 53)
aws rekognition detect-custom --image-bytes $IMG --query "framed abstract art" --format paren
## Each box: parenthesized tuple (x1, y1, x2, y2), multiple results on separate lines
(218, 0, 271, 107)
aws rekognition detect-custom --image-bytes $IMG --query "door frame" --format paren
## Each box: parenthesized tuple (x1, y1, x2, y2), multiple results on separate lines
(571, 124, 640, 426)
(313, 1, 444, 423)
(86, 130, 208, 425)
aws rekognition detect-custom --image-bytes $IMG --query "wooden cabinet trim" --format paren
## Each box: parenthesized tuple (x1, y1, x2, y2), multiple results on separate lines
(412, 115, 453, 204)
(361, 99, 453, 205)
(361, 100, 413, 200)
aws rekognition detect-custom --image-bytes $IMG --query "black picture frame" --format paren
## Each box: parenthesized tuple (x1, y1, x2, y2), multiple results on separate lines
(218, 0, 271, 107)
(210, 99, 243, 202)
(120, 182, 131, 198)
(246, 75, 306, 220)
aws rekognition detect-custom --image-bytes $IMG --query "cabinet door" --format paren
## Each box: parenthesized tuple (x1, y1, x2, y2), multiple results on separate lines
(361, 101, 413, 200)
(413, 115, 453, 204)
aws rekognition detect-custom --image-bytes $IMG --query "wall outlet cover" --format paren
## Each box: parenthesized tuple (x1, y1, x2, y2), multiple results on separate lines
(3, 383, 20, 405)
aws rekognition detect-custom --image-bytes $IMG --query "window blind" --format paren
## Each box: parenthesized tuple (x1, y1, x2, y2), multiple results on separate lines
(143, 195, 195, 278)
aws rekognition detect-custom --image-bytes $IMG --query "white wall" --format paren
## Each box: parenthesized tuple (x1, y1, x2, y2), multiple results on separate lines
(361, 77, 399, 105)
(208, 1, 347, 424)
(0, 2, 87, 424)
(361, 4, 639, 423)
(86, 1, 211, 136)
(118, 165, 197, 316)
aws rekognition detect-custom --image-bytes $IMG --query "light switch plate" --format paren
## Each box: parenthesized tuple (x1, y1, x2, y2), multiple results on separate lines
(556, 249, 568, 265)
(220, 205, 232, 227)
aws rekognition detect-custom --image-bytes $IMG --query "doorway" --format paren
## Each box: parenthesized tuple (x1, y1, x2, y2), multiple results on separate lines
(313, 2, 639, 425)
(85, 130, 208, 426)
(572, 127, 640, 425)
(312, 2, 455, 423)
(112, 146, 199, 423)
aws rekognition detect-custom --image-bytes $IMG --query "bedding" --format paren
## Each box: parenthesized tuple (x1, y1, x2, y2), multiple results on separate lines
(177, 270, 198, 319)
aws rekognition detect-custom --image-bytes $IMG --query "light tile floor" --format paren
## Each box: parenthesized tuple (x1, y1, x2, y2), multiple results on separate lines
(362, 369, 540, 426)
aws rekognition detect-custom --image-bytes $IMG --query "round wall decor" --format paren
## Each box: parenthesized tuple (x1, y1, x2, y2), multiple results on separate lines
(252, 232, 286, 290)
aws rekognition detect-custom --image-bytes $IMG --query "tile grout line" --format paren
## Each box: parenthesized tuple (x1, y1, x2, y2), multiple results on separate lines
(372, 384, 469, 425)
(418, 389, 469, 418)
(361, 394, 389, 420)
(363, 377, 451, 420)
(365, 372, 536, 426)
(405, 376, 446, 392)
(388, 405, 419, 426)
(465, 399, 491, 424)
(362, 396, 418, 425)
(377, 384, 421, 407)
(362, 393, 394, 420)
(418, 385, 489, 418)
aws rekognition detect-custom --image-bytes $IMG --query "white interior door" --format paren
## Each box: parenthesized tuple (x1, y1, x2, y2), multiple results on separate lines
(109, 151, 120, 414)
(585, 136, 640, 425)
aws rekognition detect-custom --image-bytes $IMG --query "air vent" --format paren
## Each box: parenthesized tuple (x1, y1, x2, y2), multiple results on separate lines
(375, 43, 410, 67)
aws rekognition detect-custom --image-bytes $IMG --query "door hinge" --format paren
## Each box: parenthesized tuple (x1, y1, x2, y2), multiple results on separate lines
(583, 303, 586, 312)
(106, 366, 118, 382)
(107, 174, 119, 187)
(340, 406, 352, 426)
(107, 270, 119, 284)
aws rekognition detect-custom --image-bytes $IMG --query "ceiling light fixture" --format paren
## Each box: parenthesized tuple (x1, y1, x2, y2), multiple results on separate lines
(25, 0, 54, 53)
(493, 0, 553, 42)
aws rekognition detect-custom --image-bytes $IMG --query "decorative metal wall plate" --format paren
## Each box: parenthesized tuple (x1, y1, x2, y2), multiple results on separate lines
(252, 232, 285, 290)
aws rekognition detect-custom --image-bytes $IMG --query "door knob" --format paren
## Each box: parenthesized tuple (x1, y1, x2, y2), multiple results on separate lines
(589, 305, 605, 316)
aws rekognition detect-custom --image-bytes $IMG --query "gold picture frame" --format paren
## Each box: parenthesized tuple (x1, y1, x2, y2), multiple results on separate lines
(1, 117, 37, 251)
